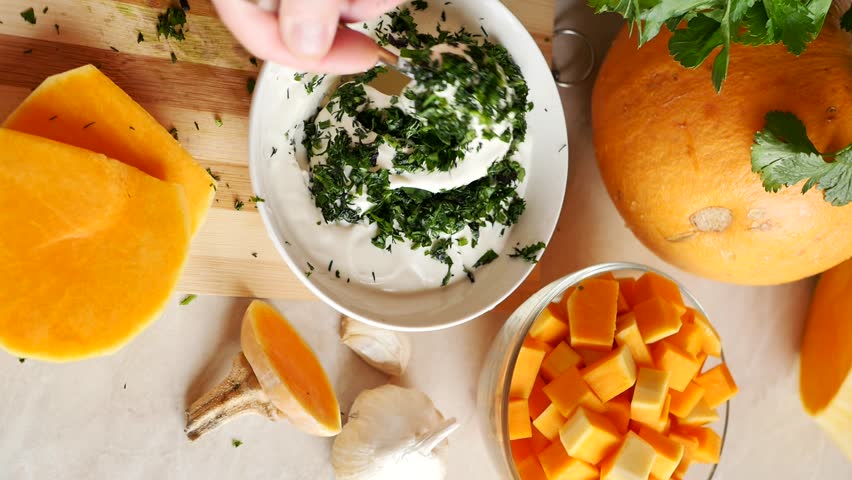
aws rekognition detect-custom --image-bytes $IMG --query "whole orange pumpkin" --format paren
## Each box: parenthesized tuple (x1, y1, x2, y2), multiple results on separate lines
(592, 7, 852, 285)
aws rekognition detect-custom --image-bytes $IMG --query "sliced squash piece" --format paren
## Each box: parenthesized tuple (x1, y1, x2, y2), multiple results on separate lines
(567, 278, 619, 350)
(0, 129, 190, 361)
(2, 65, 214, 234)
(799, 258, 852, 460)
(241, 300, 342, 436)
(509, 399, 533, 440)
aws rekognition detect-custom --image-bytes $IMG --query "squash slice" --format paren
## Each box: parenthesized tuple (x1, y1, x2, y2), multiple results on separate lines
(2, 65, 214, 235)
(0, 129, 190, 361)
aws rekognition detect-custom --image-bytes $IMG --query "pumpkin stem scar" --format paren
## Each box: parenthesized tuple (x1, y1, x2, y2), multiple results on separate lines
(690, 207, 733, 233)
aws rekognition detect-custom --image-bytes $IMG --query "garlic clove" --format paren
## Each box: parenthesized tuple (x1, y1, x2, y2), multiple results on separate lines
(340, 317, 411, 377)
(332, 384, 457, 480)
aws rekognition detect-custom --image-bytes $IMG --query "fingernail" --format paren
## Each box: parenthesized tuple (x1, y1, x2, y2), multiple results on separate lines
(283, 20, 335, 59)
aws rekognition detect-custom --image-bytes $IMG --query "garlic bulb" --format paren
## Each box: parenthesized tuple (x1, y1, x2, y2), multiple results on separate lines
(332, 385, 459, 480)
(340, 317, 411, 376)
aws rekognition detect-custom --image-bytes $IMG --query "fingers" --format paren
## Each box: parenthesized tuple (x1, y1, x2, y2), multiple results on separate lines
(211, 0, 380, 74)
(279, 0, 343, 59)
(342, 0, 410, 22)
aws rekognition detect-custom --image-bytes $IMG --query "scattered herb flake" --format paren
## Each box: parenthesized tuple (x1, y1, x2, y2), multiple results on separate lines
(250, 56, 258, 67)
(179, 294, 197, 305)
(110, 46, 119, 52)
(558, 144, 567, 153)
(42, 7, 48, 13)
(215, 117, 223, 127)
(271, 146, 278, 157)
(180, 0, 191, 10)
(335, 270, 341, 278)
(18, 358, 25, 364)
(21, 8, 36, 24)
(23, 49, 32, 54)
(48, 115, 58, 121)
(473, 249, 499, 268)
(234, 199, 245, 211)
(457, 237, 468, 247)
(137, 32, 144, 43)
(372, 272, 376, 282)
(249, 195, 265, 203)
(441, 10, 446, 22)
(156, 7, 187, 41)
(509, 242, 546, 264)
(464, 266, 475, 283)
(251, 252, 258, 258)
(83, 121, 95, 129)
(247, 78, 256, 94)
(169, 127, 179, 141)
(171, 52, 177, 63)
(123, 383, 127, 389)
(232, 439, 242, 448)
(480, 25, 488, 37)
(752, 111, 852, 206)
(412, 0, 428, 10)
(206, 168, 220, 181)
(54, 24, 59, 34)
(194, 121, 199, 130)
(327, 260, 334, 271)
(129, 126, 135, 130)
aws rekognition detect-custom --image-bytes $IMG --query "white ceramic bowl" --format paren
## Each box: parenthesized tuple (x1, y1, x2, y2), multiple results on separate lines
(248, 0, 568, 331)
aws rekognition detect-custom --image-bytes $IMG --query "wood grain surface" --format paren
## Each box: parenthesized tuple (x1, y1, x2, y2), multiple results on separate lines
(0, 0, 555, 309)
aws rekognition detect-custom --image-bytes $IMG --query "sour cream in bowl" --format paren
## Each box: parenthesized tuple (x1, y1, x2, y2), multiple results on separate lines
(249, 0, 568, 331)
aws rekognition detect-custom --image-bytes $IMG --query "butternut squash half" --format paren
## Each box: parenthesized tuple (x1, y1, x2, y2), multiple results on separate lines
(2, 65, 214, 235)
(0, 129, 191, 361)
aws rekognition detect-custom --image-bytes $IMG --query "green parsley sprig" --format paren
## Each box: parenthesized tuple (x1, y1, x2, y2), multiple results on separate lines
(589, 0, 837, 92)
(751, 111, 852, 206)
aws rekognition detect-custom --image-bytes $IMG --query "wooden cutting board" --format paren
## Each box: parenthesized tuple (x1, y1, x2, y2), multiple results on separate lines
(0, 0, 555, 310)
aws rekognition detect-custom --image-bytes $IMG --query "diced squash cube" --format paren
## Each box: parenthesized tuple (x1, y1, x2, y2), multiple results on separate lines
(618, 277, 639, 308)
(516, 455, 548, 480)
(684, 308, 722, 357)
(567, 279, 620, 350)
(673, 454, 692, 479)
(634, 394, 671, 433)
(512, 438, 535, 464)
(599, 431, 657, 480)
(694, 363, 738, 409)
(615, 313, 654, 367)
(538, 441, 599, 480)
(651, 341, 703, 392)
(533, 403, 567, 441)
(637, 426, 685, 480)
(633, 297, 684, 344)
(617, 292, 631, 314)
(669, 381, 706, 418)
(605, 392, 632, 434)
(509, 399, 533, 440)
(531, 425, 551, 454)
(634, 271, 684, 307)
(559, 406, 622, 464)
(668, 427, 699, 456)
(631, 368, 670, 425)
(543, 367, 606, 416)
(530, 303, 571, 345)
(511, 338, 550, 398)
(686, 427, 722, 463)
(529, 376, 551, 419)
(676, 398, 719, 426)
(667, 322, 703, 356)
(582, 345, 637, 402)
(541, 342, 583, 381)
(577, 348, 611, 366)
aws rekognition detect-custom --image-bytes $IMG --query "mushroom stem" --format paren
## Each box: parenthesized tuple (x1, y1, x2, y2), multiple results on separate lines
(185, 352, 281, 441)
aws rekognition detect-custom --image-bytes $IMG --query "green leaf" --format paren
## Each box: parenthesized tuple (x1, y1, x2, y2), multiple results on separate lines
(20, 7, 36, 24)
(179, 294, 197, 305)
(751, 112, 852, 206)
(669, 15, 724, 68)
(841, 5, 852, 32)
(641, 0, 718, 44)
(711, 45, 729, 92)
(762, 0, 820, 54)
(738, 2, 773, 45)
(508, 242, 546, 264)
(473, 249, 499, 268)
(232, 439, 243, 448)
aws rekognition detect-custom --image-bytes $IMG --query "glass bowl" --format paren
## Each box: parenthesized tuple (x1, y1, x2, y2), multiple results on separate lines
(476, 262, 729, 479)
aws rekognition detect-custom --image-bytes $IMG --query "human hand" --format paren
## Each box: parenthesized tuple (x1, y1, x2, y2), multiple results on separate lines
(211, 0, 408, 74)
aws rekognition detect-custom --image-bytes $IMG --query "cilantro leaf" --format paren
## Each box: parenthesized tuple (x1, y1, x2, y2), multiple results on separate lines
(473, 249, 499, 268)
(179, 294, 197, 305)
(509, 242, 546, 264)
(751, 111, 852, 206)
(21, 8, 36, 24)
(231, 439, 242, 448)
(157, 7, 187, 41)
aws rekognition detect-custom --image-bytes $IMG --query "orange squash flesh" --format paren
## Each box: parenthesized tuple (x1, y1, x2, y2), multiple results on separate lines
(510, 273, 737, 478)
(2, 65, 214, 235)
(241, 300, 341, 436)
(0, 129, 190, 361)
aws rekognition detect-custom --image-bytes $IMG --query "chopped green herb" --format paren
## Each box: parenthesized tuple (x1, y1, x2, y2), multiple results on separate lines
(234, 199, 245, 211)
(752, 111, 852, 206)
(558, 144, 567, 153)
(247, 78, 256, 94)
(249, 195, 265, 203)
(293, 72, 305, 81)
(305, 261, 315, 276)
(456, 237, 468, 247)
(441, 10, 446, 22)
(508, 242, 546, 264)
(129, 126, 135, 131)
(54, 24, 59, 34)
(304, 74, 325, 94)
(231, 439, 242, 448)
(171, 52, 177, 63)
(328, 260, 334, 271)
(23, 49, 32, 54)
(48, 115, 58, 121)
(42, 7, 48, 14)
(110, 46, 119, 52)
(372, 271, 376, 282)
(335, 270, 341, 278)
(307, 261, 315, 271)
(137, 32, 144, 43)
(18, 358, 25, 364)
(412, 0, 428, 10)
(194, 121, 199, 130)
(464, 266, 475, 283)
(179, 294, 197, 305)
(156, 7, 187, 41)
(169, 127, 179, 141)
(250, 56, 258, 67)
(206, 168, 220, 181)
(83, 121, 95, 129)
(251, 252, 258, 258)
(123, 383, 127, 389)
(473, 249, 499, 268)
(21, 8, 36, 24)
(480, 25, 488, 37)
(271, 146, 278, 157)
(214, 117, 223, 127)
(180, 0, 191, 10)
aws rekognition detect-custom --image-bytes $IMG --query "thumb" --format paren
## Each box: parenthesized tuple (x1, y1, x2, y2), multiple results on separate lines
(279, 0, 342, 60)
